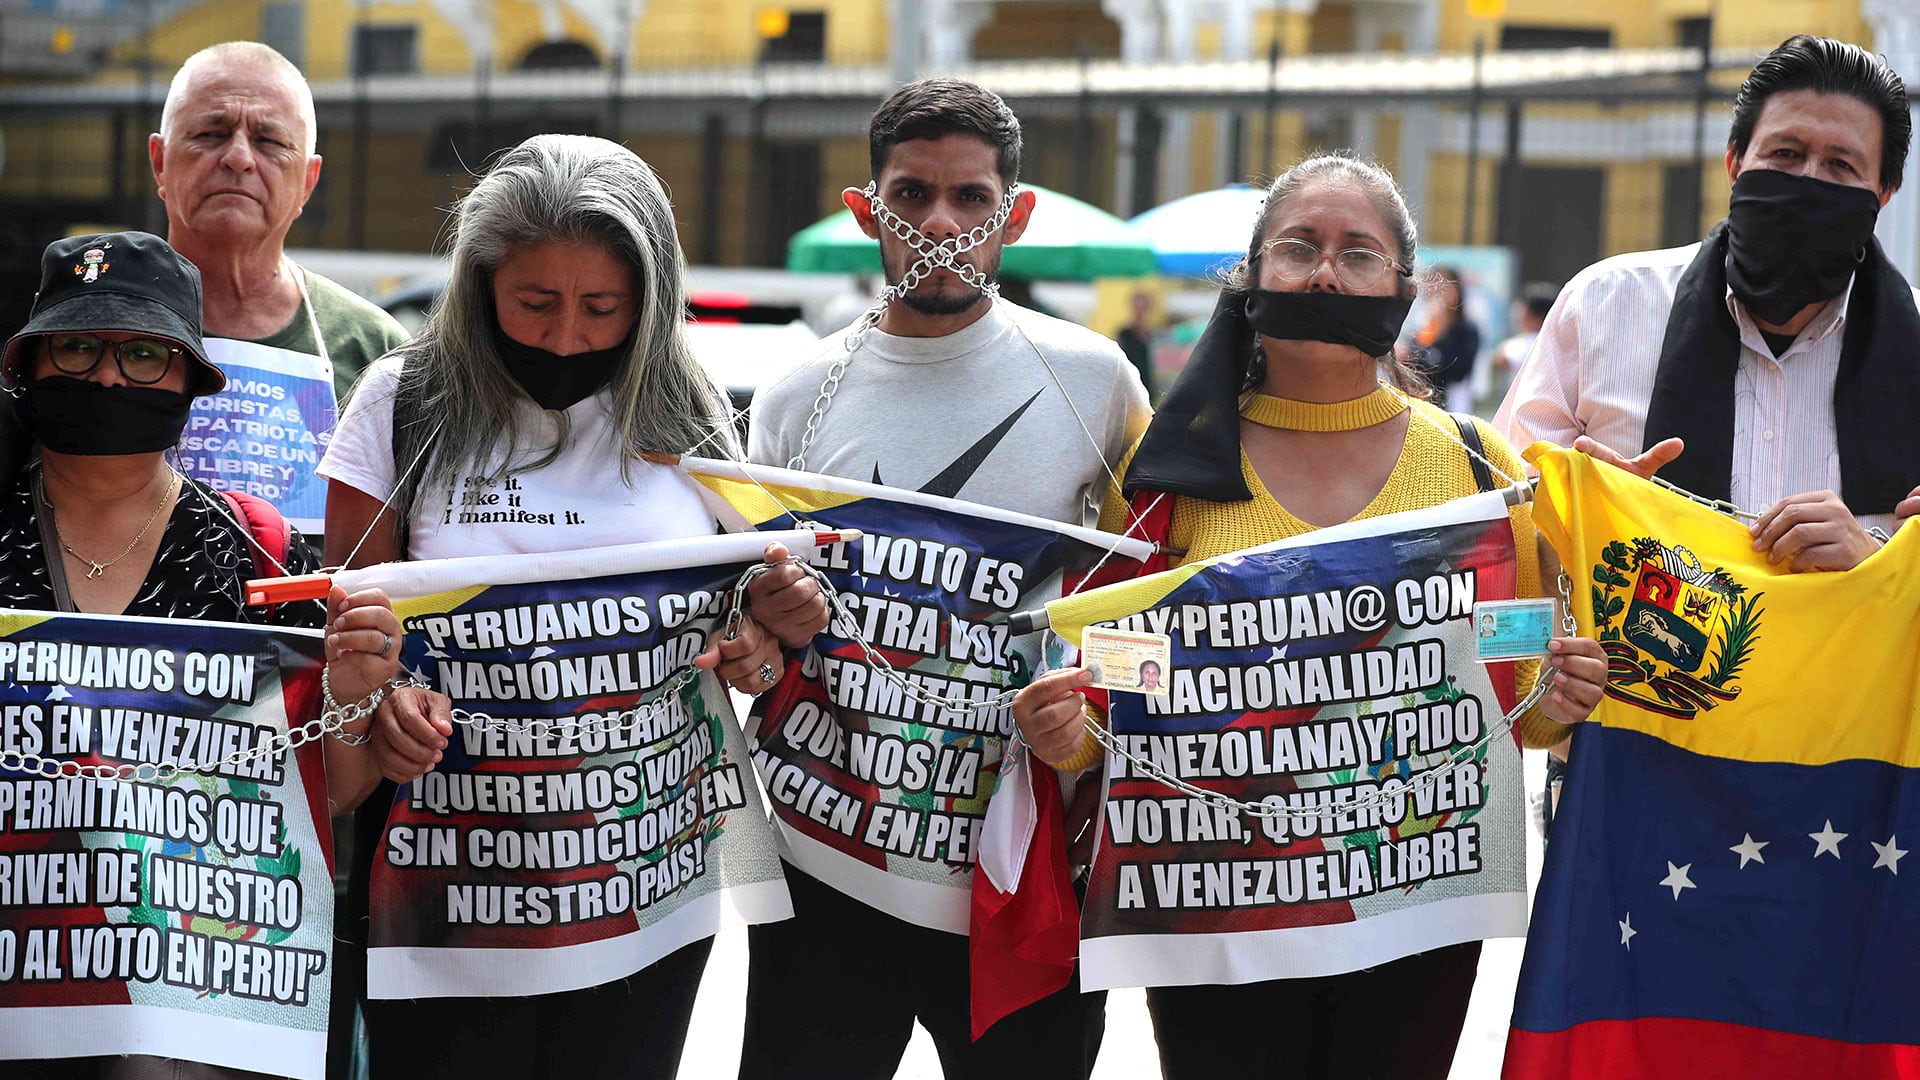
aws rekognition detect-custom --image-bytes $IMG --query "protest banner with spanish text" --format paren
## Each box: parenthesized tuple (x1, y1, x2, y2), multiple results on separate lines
(1045, 491, 1528, 990)
(0, 611, 333, 1078)
(684, 459, 1152, 933)
(336, 533, 805, 999)
(181, 338, 336, 534)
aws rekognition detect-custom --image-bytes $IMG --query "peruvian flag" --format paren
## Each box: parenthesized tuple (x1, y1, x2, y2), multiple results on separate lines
(968, 740, 1079, 1040)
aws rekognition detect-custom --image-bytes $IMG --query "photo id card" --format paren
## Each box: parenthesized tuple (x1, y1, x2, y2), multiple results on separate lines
(1082, 626, 1173, 699)
(1472, 599, 1558, 662)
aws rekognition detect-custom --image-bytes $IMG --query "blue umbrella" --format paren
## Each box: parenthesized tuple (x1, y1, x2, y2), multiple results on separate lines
(1128, 184, 1267, 278)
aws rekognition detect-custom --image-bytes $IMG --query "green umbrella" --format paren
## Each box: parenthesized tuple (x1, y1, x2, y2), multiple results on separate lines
(786, 184, 1158, 280)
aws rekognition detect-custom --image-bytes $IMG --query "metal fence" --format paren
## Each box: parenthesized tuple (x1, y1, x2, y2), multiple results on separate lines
(0, 12, 1902, 316)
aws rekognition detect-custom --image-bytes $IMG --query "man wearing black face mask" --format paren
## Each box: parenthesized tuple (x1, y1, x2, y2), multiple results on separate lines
(1497, 34, 1920, 572)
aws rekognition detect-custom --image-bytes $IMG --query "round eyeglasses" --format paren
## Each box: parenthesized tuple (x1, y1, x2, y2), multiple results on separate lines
(1261, 238, 1412, 292)
(44, 334, 183, 385)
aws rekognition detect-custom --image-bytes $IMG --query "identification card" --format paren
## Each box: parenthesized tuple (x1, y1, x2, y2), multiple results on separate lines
(1081, 626, 1173, 699)
(1472, 599, 1558, 662)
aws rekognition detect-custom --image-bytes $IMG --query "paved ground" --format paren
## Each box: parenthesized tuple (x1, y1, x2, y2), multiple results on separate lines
(678, 749, 1550, 1079)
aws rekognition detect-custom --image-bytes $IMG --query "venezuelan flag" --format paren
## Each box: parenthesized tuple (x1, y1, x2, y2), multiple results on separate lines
(1506, 446, 1920, 1077)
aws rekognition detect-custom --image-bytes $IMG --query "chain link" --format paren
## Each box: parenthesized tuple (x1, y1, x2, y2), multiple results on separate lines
(444, 667, 701, 739)
(323, 668, 425, 746)
(789, 183, 1020, 471)
(739, 552, 1019, 716)
(1646, 473, 1763, 522)
(2, 708, 340, 786)
(0, 555, 783, 785)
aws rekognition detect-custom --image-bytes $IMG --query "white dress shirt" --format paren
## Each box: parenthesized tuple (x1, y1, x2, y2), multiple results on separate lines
(1494, 242, 1917, 534)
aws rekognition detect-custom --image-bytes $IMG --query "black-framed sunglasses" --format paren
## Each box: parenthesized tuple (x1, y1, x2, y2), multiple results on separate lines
(43, 334, 183, 385)
(1261, 238, 1413, 291)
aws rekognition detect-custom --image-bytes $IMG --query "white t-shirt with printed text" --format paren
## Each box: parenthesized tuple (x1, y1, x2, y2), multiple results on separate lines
(319, 356, 716, 558)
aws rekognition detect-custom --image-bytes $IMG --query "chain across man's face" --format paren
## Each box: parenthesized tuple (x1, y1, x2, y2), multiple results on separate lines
(786, 181, 1020, 471)
(866, 181, 1020, 319)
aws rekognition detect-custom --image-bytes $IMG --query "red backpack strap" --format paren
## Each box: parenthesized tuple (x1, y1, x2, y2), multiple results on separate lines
(216, 489, 291, 581)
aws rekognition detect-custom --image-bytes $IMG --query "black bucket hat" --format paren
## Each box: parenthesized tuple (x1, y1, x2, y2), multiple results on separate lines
(1, 232, 225, 396)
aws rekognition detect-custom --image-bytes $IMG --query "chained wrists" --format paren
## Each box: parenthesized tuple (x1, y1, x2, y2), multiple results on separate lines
(323, 667, 428, 746)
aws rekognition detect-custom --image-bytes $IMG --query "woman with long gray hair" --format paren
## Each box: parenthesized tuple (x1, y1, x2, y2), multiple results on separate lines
(319, 134, 825, 1079)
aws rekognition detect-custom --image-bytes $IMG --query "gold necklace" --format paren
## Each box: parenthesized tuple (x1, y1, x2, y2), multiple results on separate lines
(46, 470, 180, 580)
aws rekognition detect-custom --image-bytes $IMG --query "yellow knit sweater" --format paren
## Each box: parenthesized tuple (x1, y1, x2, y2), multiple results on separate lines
(1062, 387, 1566, 765)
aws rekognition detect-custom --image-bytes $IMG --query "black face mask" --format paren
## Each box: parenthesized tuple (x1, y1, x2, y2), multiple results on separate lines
(1244, 288, 1414, 358)
(492, 328, 629, 411)
(1725, 168, 1881, 326)
(15, 377, 194, 456)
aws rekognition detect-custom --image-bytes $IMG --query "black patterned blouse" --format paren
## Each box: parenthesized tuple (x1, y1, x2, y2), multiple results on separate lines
(0, 465, 325, 629)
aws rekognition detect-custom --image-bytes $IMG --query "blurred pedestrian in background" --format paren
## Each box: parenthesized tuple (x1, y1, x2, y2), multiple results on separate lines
(1115, 290, 1158, 399)
(1489, 280, 1558, 406)
(1408, 265, 1480, 413)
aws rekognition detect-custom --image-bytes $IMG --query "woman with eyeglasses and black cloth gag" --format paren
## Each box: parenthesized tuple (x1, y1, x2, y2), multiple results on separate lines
(1010, 154, 1612, 1079)
(0, 232, 411, 1079)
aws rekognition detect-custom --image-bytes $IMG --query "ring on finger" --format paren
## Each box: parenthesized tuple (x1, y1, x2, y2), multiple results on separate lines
(379, 632, 393, 658)
(758, 662, 778, 686)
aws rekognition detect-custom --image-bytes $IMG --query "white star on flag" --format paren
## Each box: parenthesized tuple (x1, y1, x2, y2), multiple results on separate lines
(1619, 912, 1636, 950)
(1730, 834, 1768, 869)
(1660, 861, 1696, 900)
(44, 685, 72, 702)
(531, 646, 555, 658)
(1872, 835, 1908, 875)
(425, 646, 448, 659)
(1269, 646, 1289, 661)
(1811, 820, 1848, 859)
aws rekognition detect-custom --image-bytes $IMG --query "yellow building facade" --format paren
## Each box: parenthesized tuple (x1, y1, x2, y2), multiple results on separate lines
(0, 0, 1909, 284)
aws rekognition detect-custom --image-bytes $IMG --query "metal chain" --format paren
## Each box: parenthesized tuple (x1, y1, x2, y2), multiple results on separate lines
(444, 667, 700, 739)
(737, 556, 1019, 715)
(323, 668, 424, 746)
(1646, 474, 1763, 522)
(0, 670, 428, 785)
(788, 183, 1020, 471)
(0, 556, 781, 785)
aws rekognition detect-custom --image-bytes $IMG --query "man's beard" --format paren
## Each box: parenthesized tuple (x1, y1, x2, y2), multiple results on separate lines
(883, 244, 1004, 317)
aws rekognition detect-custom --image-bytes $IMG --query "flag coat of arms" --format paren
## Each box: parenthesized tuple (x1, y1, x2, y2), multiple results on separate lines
(1507, 445, 1920, 1077)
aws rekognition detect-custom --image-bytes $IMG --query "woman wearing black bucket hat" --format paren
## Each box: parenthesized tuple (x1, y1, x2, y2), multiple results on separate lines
(0, 232, 413, 1077)
(1009, 154, 1612, 1080)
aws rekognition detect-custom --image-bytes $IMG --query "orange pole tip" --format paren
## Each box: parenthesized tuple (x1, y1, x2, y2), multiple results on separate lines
(246, 573, 333, 607)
